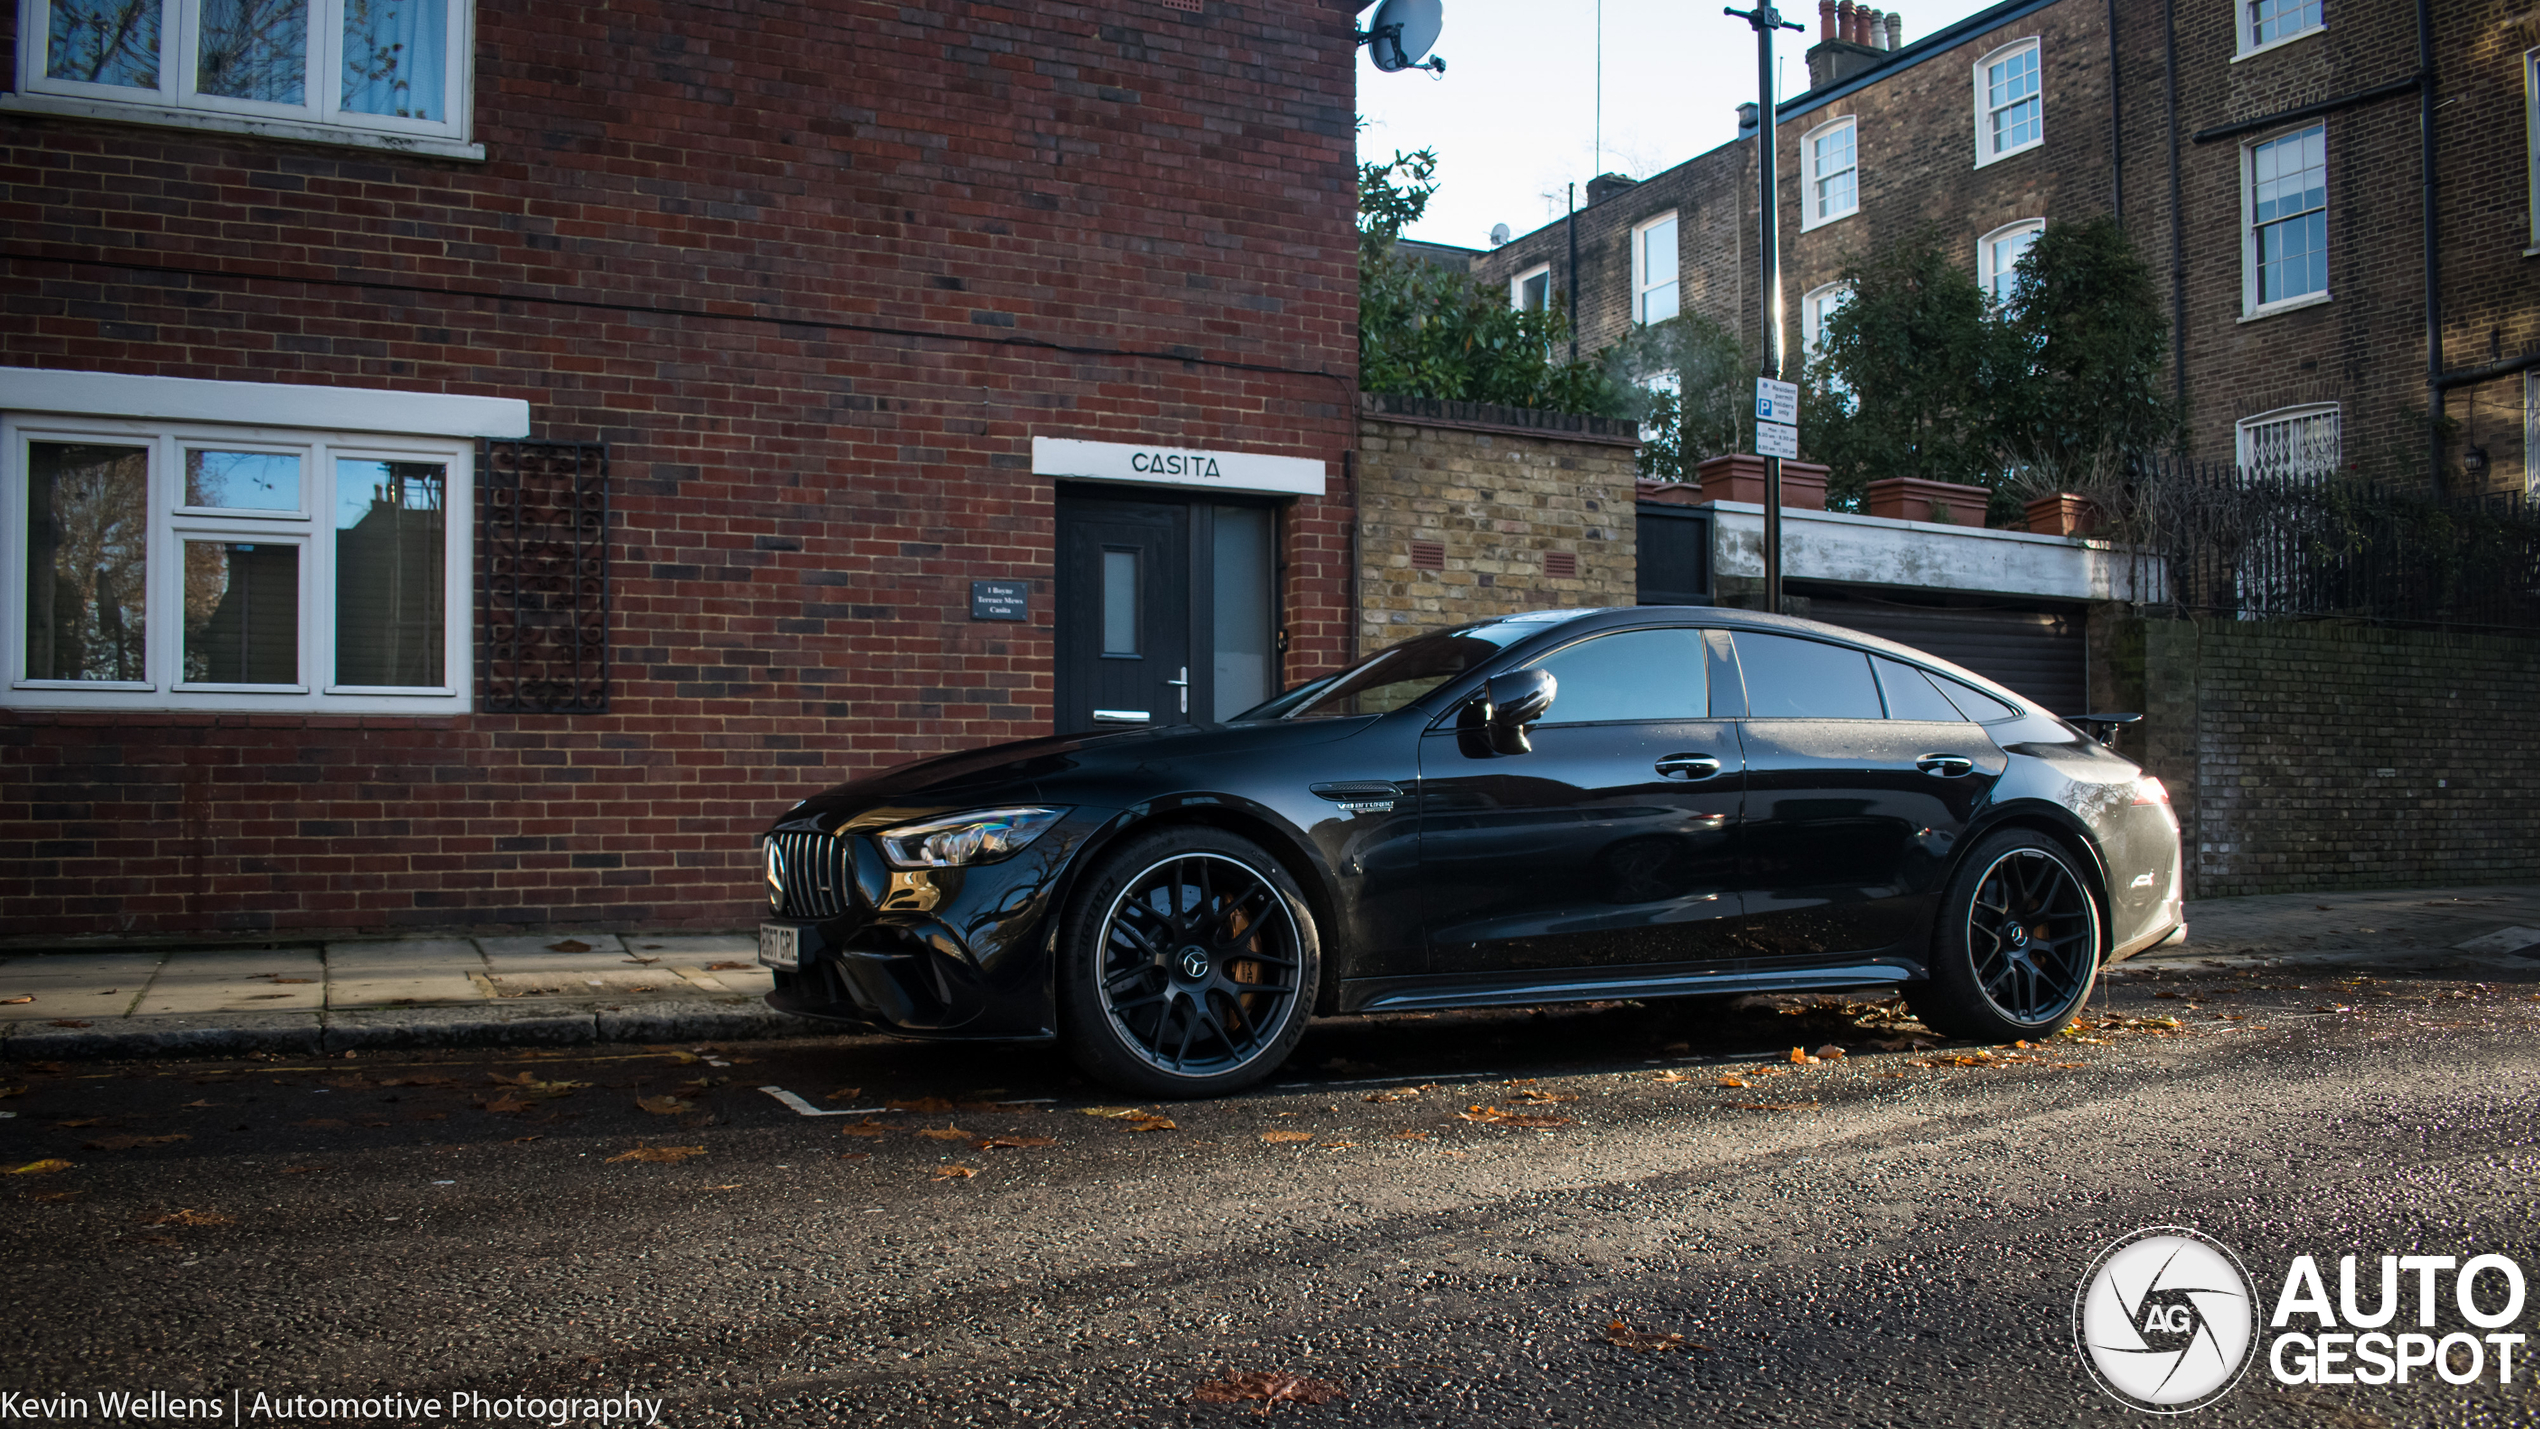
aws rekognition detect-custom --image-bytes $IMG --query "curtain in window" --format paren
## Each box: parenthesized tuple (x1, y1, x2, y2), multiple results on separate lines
(341, 0, 446, 119)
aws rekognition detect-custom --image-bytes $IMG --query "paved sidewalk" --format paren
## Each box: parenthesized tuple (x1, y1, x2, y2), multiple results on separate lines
(3, 886, 2535, 1061)
(0, 931, 788, 1061)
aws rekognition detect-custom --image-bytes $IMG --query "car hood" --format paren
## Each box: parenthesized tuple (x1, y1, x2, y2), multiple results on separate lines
(770, 717, 1377, 831)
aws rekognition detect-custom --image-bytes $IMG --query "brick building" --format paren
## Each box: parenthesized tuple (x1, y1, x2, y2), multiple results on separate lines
(1474, 0, 2537, 497)
(0, 0, 1360, 944)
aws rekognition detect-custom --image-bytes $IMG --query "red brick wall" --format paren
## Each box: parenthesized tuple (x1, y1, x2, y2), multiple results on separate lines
(0, 0, 1360, 943)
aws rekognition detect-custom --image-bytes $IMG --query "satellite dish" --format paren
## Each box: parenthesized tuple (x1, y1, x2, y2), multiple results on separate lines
(1364, 0, 1443, 73)
(1489, 223, 1511, 246)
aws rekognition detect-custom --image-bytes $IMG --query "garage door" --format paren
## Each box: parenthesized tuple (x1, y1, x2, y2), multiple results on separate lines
(1807, 599, 2087, 716)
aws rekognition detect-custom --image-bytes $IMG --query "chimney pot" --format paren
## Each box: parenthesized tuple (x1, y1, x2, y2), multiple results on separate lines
(1836, 0, 1856, 44)
(1818, 0, 1836, 41)
(1866, 8, 1886, 48)
(1884, 11, 1902, 47)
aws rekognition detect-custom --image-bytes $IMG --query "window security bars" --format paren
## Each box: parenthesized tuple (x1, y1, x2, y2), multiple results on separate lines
(479, 439, 608, 713)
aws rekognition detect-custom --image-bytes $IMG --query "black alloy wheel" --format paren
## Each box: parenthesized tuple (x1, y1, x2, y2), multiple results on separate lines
(1910, 830, 2102, 1042)
(1058, 827, 1320, 1097)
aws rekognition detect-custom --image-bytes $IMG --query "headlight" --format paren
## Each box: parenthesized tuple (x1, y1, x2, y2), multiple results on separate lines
(874, 806, 1069, 869)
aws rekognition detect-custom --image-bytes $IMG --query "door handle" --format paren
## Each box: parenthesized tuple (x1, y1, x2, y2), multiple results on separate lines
(1916, 754, 1975, 777)
(1655, 754, 1723, 780)
(1166, 666, 1189, 715)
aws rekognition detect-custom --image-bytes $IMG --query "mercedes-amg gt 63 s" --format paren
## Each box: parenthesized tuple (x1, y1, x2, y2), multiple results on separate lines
(755, 607, 2184, 1096)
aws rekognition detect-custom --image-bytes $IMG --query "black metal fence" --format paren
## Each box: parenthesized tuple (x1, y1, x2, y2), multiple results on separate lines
(2135, 456, 2540, 633)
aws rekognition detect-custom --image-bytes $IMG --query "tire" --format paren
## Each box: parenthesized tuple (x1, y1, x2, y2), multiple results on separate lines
(1907, 829, 2104, 1043)
(1056, 826, 1321, 1098)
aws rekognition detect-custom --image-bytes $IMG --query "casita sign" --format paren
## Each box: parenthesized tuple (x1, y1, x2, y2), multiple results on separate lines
(1032, 436, 1326, 497)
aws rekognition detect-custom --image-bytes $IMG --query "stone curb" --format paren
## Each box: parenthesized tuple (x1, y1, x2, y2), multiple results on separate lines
(0, 998, 800, 1062)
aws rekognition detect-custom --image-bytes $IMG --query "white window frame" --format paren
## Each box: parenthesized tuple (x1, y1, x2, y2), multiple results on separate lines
(2235, 403, 2342, 479)
(4, 0, 482, 160)
(1978, 219, 2045, 304)
(2235, 0, 2325, 61)
(2240, 122, 2332, 319)
(1800, 282, 1850, 363)
(1510, 263, 1553, 312)
(2, 367, 527, 713)
(1632, 213, 1680, 325)
(2526, 48, 2538, 257)
(1973, 38, 2044, 168)
(1800, 117, 1858, 230)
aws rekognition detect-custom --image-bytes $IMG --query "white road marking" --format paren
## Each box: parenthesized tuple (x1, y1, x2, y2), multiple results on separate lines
(758, 1085, 880, 1116)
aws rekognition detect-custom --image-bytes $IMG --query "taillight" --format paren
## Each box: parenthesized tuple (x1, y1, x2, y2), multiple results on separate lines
(2130, 777, 2170, 806)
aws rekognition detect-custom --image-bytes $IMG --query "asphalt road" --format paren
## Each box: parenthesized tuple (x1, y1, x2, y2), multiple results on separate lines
(7, 962, 2540, 1428)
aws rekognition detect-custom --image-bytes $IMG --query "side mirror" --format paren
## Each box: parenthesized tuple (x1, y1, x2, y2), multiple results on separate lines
(1476, 669, 1557, 755)
(2072, 712, 2142, 748)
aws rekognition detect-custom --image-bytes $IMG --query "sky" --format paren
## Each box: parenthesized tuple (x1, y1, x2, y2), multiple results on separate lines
(1354, 0, 2006, 251)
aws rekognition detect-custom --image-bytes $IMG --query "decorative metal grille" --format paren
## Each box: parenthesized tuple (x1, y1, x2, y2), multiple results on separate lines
(479, 440, 610, 713)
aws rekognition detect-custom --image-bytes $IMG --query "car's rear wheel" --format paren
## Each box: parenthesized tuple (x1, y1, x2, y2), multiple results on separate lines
(1057, 826, 1320, 1098)
(1909, 830, 2102, 1043)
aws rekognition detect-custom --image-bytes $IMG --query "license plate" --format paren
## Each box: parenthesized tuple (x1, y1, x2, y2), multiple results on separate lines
(758, 923, 801, 970)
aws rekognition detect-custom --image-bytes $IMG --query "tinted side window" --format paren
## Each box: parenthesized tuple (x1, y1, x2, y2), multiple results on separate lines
(1732, 633, 1884, 719)
(1874, 656, 1970, 722)
(1935, 675, 2021, 723)
(1531, 628, 1709, 723)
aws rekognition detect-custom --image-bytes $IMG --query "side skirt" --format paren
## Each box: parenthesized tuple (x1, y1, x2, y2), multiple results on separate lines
(1336, 956, 1927, 1015)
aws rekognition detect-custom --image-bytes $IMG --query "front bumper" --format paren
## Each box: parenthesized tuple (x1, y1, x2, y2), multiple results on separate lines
(754, 816, 1093, 1040)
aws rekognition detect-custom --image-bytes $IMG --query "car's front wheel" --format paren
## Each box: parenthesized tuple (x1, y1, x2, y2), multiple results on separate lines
(1908, 829, 2103, 1043)
(1056, 826, 1320, 1098)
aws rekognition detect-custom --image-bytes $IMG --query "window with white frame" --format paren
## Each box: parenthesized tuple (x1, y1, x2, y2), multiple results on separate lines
(1633, 214, 1679, 325)
(1803, 118, 1858, 229)
(9, 0, 474, 154)
(3, 369, 522, 712)
(2243, 124, 2329, 314)
(2239, 0, 2323, 57)
(2236, 403, 2341, 479)
(1978, 220, 2044, 303)
(1800, 282, 1851, 362)
(1974, 40, 2043, 166)
(1511, 264, 1552, 313)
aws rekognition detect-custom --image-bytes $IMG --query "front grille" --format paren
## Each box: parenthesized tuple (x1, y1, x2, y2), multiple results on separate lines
(766, 831, 856, 919)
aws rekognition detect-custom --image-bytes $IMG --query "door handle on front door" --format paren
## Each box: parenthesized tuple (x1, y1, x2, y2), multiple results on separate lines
(1916, 754, 1975, 777)
(1164, 666, 1189, 715)
(1655, 754, 1723, 780)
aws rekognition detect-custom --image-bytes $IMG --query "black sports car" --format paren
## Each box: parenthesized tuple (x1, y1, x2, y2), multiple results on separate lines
(756, 607, 2184, 1095)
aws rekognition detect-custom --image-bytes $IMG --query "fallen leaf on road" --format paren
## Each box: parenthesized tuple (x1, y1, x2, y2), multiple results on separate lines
(1603, 1320, 1703, 1352)
(1362, 1086, 1426, 1102)
(931, 1164, 978, 1181)
(9, 1159, 75, 1175)
(47, 1020, 92, 1029)
(84, 1134, 189, 1150)
(824, 1087, 863, 1102)
(1788, 1047, 1817, 1064)
(635, 1096, 693, 1116)
(29, 1190, 82, 1201)
(605, 1145, 704, 1163)
(838, 1119, 892, 1139)
(705, 961, 752, 971)
(1391, 1130, 1431, 1141)
(1714, 1076, 1748, 1088)
(1650, 1070, 1697, 1083)
(1436, 1148, 1469, 1158)
(1458, 1105, 1572, 1129)
(54, 1117, 108, 1128)
(1318, 1142, 1358, 1150)
(479, 1095, 532, 1115)
(144, 1208, 232, 1226)
(1814, 1044, 1847, 1060)
(2054, 1062, 2087, 1069)
(507, 1136, 542, 1145)
(0, 996, 31, 1005)
(973, 1135, 1057, 1150)
(1262, 1130, 1314, 1143)
(547, 939, 594, 953)
(1505, 1088, 1576, 1105)
(1192, 1370, 1345, 1408)
(1078, 1105, 1147, 1118)
(1123, 1115, 1176, 1132)
(915, 1125, 972, 1141)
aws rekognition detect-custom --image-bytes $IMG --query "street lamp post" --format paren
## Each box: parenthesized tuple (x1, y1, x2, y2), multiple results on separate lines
(1726, 3, 1802, 614)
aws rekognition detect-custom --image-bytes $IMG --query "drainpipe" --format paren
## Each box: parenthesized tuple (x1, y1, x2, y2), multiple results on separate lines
(1344, 447, 1362, 664)
(2105, 0, 2123, 220)
(2162, 0, 2185, 434)
(1567, 183, 1580, 367)
(2419, 0, 2443, 493)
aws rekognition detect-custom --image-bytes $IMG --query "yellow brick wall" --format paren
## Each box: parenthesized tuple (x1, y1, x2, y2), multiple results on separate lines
(1356, 414, 1642, 655)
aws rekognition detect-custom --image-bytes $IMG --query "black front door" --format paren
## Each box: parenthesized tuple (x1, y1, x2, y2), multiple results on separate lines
(1056, 494, 1192, 734)
(1416, 625, 1746, 973)
(1726, 632, 2007, 958)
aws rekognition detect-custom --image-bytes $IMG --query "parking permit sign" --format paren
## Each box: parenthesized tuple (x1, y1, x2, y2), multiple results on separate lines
(1756, 419, 1799, 459)
(1754, 377, 1799, 426)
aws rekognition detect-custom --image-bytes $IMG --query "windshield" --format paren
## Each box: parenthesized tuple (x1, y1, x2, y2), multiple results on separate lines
(1277, 611, 1593, 719)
